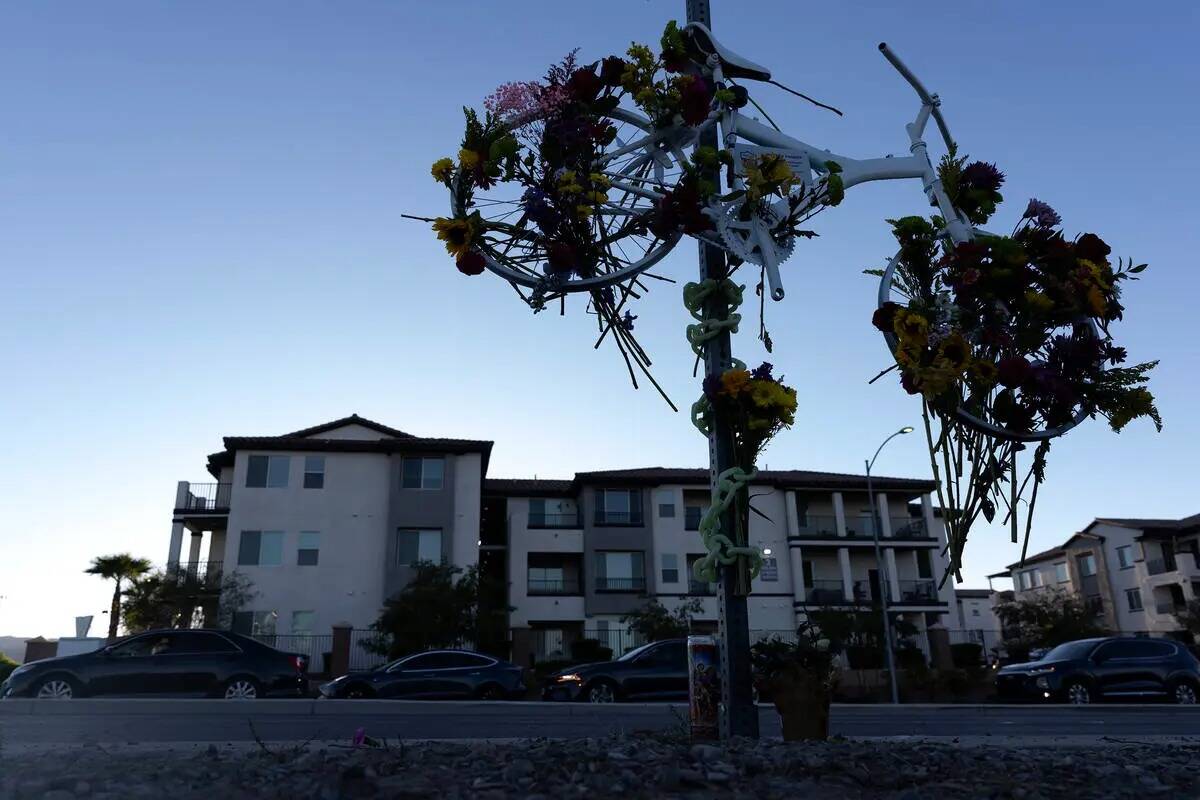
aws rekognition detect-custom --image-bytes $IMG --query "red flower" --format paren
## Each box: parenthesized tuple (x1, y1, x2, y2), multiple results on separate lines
(546, 241, 576, 275)
(872, 303, 901, 333)
(456, 250, 486, 276)
(678, 77, 713, 127)
(599, 56, 627, 87)
(567, 67, 602, 103)
(1074, 233, 1111, 264)
(996, 356, 1031, 389)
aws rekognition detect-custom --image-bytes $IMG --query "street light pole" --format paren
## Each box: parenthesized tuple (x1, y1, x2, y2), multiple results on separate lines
(865, 426, 913, 705)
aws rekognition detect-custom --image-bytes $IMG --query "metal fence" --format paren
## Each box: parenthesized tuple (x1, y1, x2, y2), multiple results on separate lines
(348, 629, 391, 671)
(528, 628, 801, 664)
(528, 512, 581, 529)
(252, 634, 334, 673)
(175, 482, 232, 512)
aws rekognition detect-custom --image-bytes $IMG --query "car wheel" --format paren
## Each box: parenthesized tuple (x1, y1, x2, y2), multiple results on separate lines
(223, 678, 262, 700)
(33, 676, 79, 700)
(1064, 680, 1092, 705)
(586, 680, 617, 704)
(476, 684, 506, 701)
(1170, 681, 1198, 705)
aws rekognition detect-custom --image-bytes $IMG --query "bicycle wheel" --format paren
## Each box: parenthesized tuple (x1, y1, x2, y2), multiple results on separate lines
(877, 245, 1098, 443)
(449, 107, 689, 295)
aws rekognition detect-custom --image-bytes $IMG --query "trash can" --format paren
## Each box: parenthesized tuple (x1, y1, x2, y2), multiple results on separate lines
(687, 634, 720, 740)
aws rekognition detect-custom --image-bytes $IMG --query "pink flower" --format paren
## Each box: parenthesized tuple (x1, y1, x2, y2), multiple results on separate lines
(352, 727, 366, 747)
(483, 81, 542, 122)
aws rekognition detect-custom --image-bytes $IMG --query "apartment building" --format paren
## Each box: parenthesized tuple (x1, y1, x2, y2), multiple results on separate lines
(489, 468, 957, 662)
(168, 415, 491, 637)
(952, 588, 1004, 657)
(167, 415, 959, 659)
(989, 514, 1200, 635)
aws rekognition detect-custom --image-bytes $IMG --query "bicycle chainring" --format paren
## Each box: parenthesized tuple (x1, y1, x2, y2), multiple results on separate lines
(714, 199, 796, 268)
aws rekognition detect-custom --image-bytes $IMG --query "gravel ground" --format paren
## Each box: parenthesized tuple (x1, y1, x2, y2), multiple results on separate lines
(2, 734, 1199, 799)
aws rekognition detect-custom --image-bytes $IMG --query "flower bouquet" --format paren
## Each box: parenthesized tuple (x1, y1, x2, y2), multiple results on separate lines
(872, 152, 1160, 577)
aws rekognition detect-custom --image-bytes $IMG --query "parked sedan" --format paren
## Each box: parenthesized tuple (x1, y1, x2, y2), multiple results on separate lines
(995, 637, 1200, 704)
(544, 639, 688, 703)
(0, 629, 308, 700)
(319, 650, 525, 700)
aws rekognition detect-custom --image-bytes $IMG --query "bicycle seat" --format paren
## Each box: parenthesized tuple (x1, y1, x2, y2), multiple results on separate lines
(683, 23, 772, 82)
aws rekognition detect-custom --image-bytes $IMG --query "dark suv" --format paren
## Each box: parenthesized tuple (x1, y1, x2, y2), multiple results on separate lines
(996, 637, 1200, 704)
(543, 639, 688, 702)
(0, 629, 309, 700)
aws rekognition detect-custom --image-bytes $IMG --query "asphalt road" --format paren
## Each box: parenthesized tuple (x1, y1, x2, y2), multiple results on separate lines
(2, 700, 1198, 745)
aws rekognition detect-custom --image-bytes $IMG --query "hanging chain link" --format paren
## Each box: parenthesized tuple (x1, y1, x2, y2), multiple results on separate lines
(683, 278, 763, 583)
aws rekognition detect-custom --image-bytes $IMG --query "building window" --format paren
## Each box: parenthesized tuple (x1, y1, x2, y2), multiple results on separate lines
(917, 550, 933, 580)
(1116, 545, 1134, 569)
(802, 560, 814, 588)
(396, 529, 442, 566)
(594, 551, 645, 591)
(795, 497, 809, 527)
(297, 531, 320, 566)
(595, 489, 642, 526)
(1077, 553, 1097, 577)
(1054, 562, 1069, 583)
(233, 610, 278, 636)
(291, 610, 315, 635)
(401, 457, 444, 489)
(657, 490, 675, 518)
(237, 531, 283, 566)
(303, 456, 325, 489)
(661, 553, 679, 584)
(1126, 588, 1144, 612)
(246, 455, 289, 488)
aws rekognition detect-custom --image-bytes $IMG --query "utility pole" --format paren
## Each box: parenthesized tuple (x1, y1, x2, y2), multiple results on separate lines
(686, 0, 759, 740)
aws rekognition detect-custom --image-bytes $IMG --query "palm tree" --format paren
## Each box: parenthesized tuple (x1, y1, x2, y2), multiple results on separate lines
(86, 554, 152, 640)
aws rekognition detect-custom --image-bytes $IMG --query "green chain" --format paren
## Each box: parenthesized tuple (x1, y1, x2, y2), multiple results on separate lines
(683, 279, 745, 364)
(682, 278, 761, 584)
(692, 466, 765, 582)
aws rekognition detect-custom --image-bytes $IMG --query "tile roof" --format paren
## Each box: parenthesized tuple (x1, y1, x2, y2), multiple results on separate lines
(279, 414, 414, 439)
(1004, 532, 1102, 570)
(1093, 513, 1200, 531)
(484, 478, 574, 496)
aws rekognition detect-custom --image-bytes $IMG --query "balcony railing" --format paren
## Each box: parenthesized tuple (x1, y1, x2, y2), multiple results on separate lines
(165, 561, 223, 588)
(795, 515, 840, 537)
(804, 580, 851, 605)
(888, 517, 929, 539)
(594, 511, 644, 526)
(1145, 558, 1177, 576)
(175, 482, 232, 513)
(528, 512, 582, 529)
(595, 576, 646, 592)
(527, 577, 581, 595)
(897, 579, 939, 603)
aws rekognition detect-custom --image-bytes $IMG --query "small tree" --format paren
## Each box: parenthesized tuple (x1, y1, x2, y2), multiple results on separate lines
(122, 572, 191, 632)
(85, 553, 152, 639)
(215, 571, 258, 631)
(806, 607, 919, 669)
(995, 587, 1109, 660)
(620, 598, 704, 642)
(366, 561, 503, 659)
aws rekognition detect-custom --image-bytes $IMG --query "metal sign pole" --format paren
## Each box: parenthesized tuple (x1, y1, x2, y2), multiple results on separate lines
(686, 0, 759, 741)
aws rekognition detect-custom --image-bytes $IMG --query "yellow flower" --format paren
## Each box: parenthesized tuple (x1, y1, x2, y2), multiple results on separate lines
(1024, 289, 1055, 315)
(967, 359, 999, 388)
(935, 333, 970, 371)
(589, 173, 611, 189)
(720, 369, 752, 396)
(1086, 285, 1108, 317)
(760, 155, 793, 184)
(432, 216, 477, 259)
(917, 358, 960, 399)
(575, 205, 594, 220)
(430, 157, 455, 183)
(893, 309, 930, 348)
(458, 148, 481, 171)
(557, 170, 577, 184)
(586, 190, 609, 205)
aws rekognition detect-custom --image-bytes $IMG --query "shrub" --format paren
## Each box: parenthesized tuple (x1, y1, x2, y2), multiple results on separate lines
(895, 645, 927, 670)
(846, 645, 883, 670)
(951, 642, 984, 667)
(0, 653, 18, 683)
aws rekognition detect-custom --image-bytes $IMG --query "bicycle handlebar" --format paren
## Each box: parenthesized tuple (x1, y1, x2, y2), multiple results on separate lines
(878, 43, 955, 151)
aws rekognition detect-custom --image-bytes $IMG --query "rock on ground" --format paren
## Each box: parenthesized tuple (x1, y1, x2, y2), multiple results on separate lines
(2, 734, 1198, 799)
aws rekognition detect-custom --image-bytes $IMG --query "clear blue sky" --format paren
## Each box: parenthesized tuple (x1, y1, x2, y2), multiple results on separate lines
(2, 1, 1196, 637)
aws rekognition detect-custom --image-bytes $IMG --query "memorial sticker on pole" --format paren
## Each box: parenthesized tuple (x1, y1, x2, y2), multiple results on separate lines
(687, 634, 720, 740)
(417, 5, 1160, 740)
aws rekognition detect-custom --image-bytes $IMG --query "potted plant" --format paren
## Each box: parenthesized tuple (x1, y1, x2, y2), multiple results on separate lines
(750, 622, 839, 741)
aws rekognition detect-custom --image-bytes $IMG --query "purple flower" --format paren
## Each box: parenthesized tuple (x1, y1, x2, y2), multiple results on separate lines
(751, 362, 775, 381)
(620, 310, 637, 332)
(960, 161, 1005, 193)
(1023, 198, 1061, 228)
(352, 727, 366, 747)
(522, 187, 559, 233)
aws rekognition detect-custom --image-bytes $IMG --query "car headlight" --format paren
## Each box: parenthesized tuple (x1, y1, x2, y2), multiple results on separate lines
(555, 673, 583, 683)
(1027, 666, 1057, 676)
